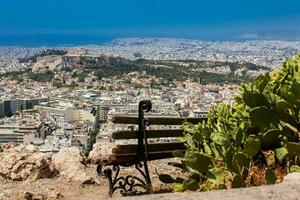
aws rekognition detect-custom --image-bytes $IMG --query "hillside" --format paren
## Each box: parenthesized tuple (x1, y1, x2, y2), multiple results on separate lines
(23, 52, 268, 85)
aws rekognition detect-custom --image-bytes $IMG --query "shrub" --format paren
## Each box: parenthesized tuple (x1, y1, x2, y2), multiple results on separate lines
(160, 54, 300, 191)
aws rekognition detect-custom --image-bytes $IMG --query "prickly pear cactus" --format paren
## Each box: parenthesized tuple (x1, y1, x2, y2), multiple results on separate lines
(159, 54, 300, 192)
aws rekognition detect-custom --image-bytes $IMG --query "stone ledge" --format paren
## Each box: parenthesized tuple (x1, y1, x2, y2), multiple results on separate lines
(124, 173, 300, 200)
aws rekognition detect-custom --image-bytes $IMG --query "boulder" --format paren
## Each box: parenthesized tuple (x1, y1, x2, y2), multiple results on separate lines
(23, 191, 46, 200)
(88, 142, 114, 164)
(13, 144, 38, 153)
(282, 172, 300, 184)
(88, 142, 102, 164)
(1, 143, 15, 151)
(0, 145, 57, 181)
(52, 147, 96, 184)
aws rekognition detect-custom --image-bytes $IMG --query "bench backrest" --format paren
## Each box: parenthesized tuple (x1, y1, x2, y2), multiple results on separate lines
(111, 116, 205, 139)
(107, 100, 207, 164)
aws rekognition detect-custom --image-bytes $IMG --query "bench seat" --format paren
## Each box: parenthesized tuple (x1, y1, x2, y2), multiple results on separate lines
(99, 150, 183, 166)
(99, 142, 186, 165)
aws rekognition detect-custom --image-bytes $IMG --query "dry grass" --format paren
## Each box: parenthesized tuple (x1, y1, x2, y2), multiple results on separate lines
(244, 150, 286, 187)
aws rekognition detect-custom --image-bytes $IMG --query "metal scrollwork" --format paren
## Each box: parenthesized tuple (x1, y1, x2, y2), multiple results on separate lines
(97, 162, 152, 196)
(139, 100, 152, 113)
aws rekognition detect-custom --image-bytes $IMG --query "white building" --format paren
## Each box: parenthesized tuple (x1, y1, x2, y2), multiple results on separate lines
(35, 106, 74, 128)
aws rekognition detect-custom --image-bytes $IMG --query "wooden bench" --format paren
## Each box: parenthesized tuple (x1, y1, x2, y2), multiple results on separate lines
(96, 100, 206, 196)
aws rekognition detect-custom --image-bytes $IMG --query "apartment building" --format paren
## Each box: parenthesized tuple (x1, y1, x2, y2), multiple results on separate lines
(0, 102, 4, 118)
(35, 105, 74, 128)
(0, 97, 49, 118)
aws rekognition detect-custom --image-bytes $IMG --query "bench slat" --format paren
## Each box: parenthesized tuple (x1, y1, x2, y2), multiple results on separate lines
(111, 115, 206, 125)
(112, 129, 185, 139)
(112, 143, 186, 154)
(99, 150, 183, 165)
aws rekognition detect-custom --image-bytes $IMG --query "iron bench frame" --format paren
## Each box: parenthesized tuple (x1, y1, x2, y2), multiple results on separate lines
(96, 100, 206, 196)
(97, 100, 153, 196)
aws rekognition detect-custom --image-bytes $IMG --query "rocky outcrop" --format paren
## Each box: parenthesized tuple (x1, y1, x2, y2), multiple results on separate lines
(52, 147, 97, 184)
(32, 55, 64, 72)
(234, 67, 247, 77)
(88, 142, 115, 164)
(0, 145, 57, 181)
(0, 145, 100, 185)
(32, 54, 126, 72)
(88, 142, 102, 164)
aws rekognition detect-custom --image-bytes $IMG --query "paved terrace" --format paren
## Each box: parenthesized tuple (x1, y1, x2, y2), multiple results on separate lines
(123, 173, 300, 200)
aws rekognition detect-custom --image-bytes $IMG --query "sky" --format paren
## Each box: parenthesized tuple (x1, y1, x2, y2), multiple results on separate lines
(0, 0, 299, 43)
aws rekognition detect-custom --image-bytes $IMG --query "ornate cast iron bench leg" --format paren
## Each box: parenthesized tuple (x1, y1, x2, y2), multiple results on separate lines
(97, 162, 152, 196)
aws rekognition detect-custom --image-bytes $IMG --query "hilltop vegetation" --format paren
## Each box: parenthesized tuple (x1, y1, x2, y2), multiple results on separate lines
(27, 71, 54, 82)
(64, 56, 267, 85)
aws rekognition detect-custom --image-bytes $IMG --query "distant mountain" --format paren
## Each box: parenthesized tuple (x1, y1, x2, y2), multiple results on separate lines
(230, 29, 300, 41)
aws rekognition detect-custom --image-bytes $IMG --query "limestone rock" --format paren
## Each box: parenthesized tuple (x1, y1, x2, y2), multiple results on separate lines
(25, 145, 39, 153)
(88, 142, 114, 164)
(23, 191, 33, 200)
(282, 172, 300, 184)
(1, 143, 15, 151)
(49, 192, 64, 200)
(32, 56, 64, 72)
(0, 145, 57, 181)
(234, 67, 247, 77)
(23, 191, 63, 200)
(13, 144, 38, 153)
(88, 142, 102, 164)
(23, 191, 46, 200)
(52, 147, 96, 184)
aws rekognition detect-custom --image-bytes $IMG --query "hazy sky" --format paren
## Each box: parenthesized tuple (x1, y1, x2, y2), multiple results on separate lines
(0, 0, 299, 37)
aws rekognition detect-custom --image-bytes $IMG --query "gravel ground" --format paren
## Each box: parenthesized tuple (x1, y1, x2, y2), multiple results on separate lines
(2, 160, 299, 200)
(0, 159, 181, 200)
